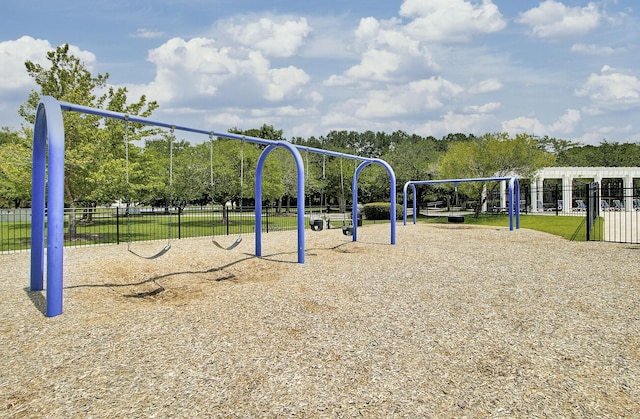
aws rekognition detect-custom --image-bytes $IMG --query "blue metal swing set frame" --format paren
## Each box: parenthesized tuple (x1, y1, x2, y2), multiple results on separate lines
(30, 96, 397, 316)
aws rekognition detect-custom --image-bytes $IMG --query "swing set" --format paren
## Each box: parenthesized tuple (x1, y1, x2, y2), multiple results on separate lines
(305, 152, 354, 235)
(123, 117, 173, 259)
(29, 96, 397, 316)
(402, 177, 521, 230)
(209, 133, 243, 251)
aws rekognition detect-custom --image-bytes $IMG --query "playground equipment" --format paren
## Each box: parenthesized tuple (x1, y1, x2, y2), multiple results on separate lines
(124, 118, 174, 259)
(305, 150, 325, 231)
(30, 96, 396, 316)
(402, 177, 521, 231)
(209, 133, 243, 250)
(339, 157, 354, 236)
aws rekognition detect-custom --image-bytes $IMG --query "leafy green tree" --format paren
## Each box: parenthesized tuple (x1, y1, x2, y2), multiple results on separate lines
(136, 135, 177, 208)
(438, 133, 554, 216)
(0, 127, 31, 207)
(270, 147, 299, 212)
(227, 125, 284, 205)
(597, 141, 640, 166)
(237, 124, 284, 142)
(173, 141, 210, 207)
(383, 131, 443, 206)
(536, 136, 580, 158)
(557, 140, 640, 167)
(20, 44, 157, 233)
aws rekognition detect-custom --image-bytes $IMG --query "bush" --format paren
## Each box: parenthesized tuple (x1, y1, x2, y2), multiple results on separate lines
(362, 202, 402, 220)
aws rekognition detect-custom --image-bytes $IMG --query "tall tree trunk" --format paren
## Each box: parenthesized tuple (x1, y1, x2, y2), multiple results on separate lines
(67, 203, 77, 236)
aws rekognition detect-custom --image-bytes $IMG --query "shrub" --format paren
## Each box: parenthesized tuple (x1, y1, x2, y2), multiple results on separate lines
(362, 202, 402, 220)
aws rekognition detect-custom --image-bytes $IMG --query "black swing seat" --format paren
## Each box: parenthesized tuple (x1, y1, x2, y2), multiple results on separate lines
(310, 218, 324, 231)
(342, 225, 354, 236)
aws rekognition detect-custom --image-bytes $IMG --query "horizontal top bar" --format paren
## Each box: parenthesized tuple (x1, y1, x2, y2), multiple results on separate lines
(57, 99, 374, 162)
(406, 176, 517, 186)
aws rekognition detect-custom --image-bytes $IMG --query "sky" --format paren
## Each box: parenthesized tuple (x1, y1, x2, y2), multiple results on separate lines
(1, 0, 638, 145)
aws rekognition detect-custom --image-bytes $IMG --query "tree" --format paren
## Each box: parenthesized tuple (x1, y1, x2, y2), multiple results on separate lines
(557, 140, 640, 167)
(438, 133, 554, 216)
(0, 127, 31, 207)
(227, 125, 284, 206)
(20, 44, 157, 233)
(383, 131, 443, 206)
(536, 135, 581, 157)
(173, 141, 210, 207)
(237, 124, 284, 142)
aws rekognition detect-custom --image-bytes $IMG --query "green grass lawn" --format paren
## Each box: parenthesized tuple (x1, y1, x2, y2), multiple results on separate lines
(418, 214, 603, 241)
(1, 210, 604, 252)
(0, 211, 309, 252)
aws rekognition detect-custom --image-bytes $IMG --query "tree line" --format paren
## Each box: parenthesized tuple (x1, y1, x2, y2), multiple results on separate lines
(1, 44, 638, 212)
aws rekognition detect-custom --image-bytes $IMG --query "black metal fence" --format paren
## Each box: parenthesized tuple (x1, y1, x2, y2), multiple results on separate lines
(3, 186, 639, 253)
(519, 184, 639, 243)
(413, 183, 639, 244)
(0, 206, 318, 254)
(587, 184, 640, 244)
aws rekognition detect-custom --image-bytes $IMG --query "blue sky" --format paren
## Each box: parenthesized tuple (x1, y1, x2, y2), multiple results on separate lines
(1, 0, 638, 145)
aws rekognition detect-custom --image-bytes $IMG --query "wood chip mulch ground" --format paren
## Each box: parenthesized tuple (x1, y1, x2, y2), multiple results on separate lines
(1, 223, 639, 417)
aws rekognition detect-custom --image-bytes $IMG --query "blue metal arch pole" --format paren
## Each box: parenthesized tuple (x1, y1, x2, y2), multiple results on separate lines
(403, 182, 418, 226)
(30, 96, 66, 317)
(351, 159, 397, 244)
(255, 143, 306, 263)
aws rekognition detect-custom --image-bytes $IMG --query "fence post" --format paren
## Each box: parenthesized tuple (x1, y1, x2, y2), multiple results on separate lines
(116, 207, 120, 244)
(586, 183, 591, 241)
(225, 206, 229, 236)
(555, 183, 559, 216)
(586, 182, 600, 241)
(178, 207, 181, 239)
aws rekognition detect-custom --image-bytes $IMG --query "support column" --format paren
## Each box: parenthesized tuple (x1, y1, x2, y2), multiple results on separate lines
(594, 174, 602, 210)
(624, 175, 633, 211)
(500, 180, 507, 209)
(537, 177, 544, 212)
(530, 179, 537, 212)
(562, 176, 572, 212)
(481, 185, 487, 213)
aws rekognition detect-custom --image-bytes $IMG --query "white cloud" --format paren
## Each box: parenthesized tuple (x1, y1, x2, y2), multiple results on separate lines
(0, 36, 50, 91)
(575, 65, 640, 112)
(501, 116, 547, 136)
(517, 0, 603, 39)
(131, 29, 165, 39)
(139, 37, 310, 105)
(205, 111, 244, 129)
(501, 109, 581, 137)
(547, 109, 581, 134)
(0, 36, 96, 92)
(338, 49, 403, 84)
(262, 66, 310, 101)
(221, 16, 311, 58)
(420, 111, 496, 137)
(570, 43, 620, 55)
(468, 78, 503, 94)
(250, 105, 317, 118)
(348, 77, 464, 119)
(463, 102, 502, 114)
(577, 123, 633, 144)
(400, 0, 506, 43)
(354, 16, 420, 54)
(325, 16, 437, 87)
